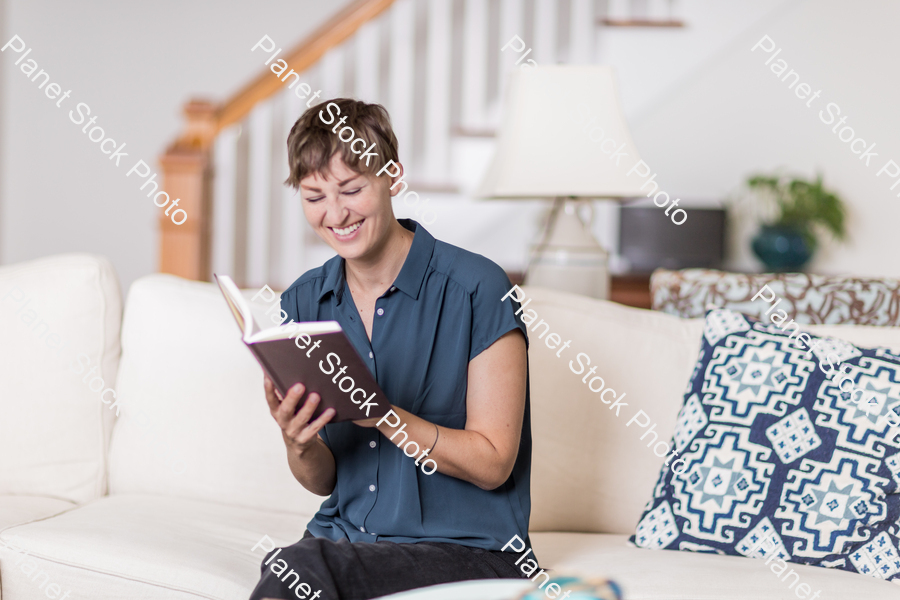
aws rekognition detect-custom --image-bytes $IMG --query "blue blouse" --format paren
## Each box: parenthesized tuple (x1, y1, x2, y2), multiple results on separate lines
(280, 219, 532, 550)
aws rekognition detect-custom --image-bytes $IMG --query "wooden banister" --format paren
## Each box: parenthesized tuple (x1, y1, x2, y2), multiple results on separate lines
(159, 0, 396, 280)
(159, 100, 215, 280)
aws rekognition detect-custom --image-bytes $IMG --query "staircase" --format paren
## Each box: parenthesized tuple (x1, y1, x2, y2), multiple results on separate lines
(158, 0, 687, 289)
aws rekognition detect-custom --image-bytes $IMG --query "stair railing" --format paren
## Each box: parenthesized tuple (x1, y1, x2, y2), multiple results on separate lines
(158, 0, 681, 287)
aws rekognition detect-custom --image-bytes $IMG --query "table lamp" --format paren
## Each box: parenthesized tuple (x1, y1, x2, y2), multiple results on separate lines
(477, 65, 647, 299)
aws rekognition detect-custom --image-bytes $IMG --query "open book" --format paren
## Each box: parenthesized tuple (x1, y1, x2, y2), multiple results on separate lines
(215, 274, 390, 423)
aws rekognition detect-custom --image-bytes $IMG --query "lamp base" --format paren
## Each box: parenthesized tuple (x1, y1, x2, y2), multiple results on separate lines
(524, 198, 611, 300)
(525, 262, 609, 299)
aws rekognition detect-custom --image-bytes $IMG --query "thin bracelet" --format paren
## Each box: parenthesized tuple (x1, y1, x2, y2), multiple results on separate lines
(430, 423, 440, 453)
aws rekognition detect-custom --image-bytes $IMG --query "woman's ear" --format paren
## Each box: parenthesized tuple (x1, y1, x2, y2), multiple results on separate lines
(387, 162, 406, 198)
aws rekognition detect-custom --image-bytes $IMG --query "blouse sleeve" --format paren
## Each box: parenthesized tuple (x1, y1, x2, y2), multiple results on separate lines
(468, 262, 529, 362)
(279, 286, 303, 325)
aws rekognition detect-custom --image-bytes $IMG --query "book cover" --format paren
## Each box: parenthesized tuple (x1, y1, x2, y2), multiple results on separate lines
(215, 274, 390, 423)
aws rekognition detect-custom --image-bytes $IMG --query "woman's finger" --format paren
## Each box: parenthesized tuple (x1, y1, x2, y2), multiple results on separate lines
(295, 407, 336, 444)
(286, 395, 329, 442)
(276, 383, 307, 423)
(285, 392, 321, 437)
(263, 377, 282, 412)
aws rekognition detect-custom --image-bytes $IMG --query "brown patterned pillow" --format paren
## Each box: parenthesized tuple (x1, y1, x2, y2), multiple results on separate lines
(651, 269, 900, 326)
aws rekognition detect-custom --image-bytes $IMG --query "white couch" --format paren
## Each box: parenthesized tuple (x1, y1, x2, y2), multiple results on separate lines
(1, 254, 898, 600)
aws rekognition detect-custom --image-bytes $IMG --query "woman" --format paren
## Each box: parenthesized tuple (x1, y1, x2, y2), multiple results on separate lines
(250, 98, 534, 600)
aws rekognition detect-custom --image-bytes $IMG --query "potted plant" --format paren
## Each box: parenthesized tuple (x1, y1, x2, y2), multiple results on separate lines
(746, 173, 847, 271)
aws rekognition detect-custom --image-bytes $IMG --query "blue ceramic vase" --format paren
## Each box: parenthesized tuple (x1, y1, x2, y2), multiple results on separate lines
(752, 225, 813, 271)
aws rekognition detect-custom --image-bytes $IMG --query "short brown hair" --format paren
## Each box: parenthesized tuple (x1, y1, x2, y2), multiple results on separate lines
(285, 98, 399, 189)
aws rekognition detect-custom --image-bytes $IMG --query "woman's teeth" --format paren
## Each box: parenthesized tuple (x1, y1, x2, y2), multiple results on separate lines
(333, 221, 362, 236)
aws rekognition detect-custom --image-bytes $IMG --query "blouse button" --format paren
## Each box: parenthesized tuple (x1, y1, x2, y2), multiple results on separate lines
(369, 351, 374, 359)
(376, 308, 384, 316)
(360, 526, 366, 533)
(369, 440, 377, 448)
(369, 484, 376, 492)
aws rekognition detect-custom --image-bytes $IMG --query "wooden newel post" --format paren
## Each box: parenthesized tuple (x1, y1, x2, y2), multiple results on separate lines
(158, 100, 218, 280)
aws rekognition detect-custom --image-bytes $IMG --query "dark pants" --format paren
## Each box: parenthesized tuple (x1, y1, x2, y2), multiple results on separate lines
(249, 531, 530, 600)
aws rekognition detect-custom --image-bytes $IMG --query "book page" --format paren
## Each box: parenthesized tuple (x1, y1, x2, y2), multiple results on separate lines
(247, 320, 342, 344)
(214, 274, 260, 340)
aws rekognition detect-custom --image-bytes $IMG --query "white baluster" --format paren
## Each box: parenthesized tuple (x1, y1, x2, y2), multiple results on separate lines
(389, 0, 415, 167)
(211, 125, 239, 280)
(495, 0, 525, 123)
(606, 0, 631, 21)
(424, 0, 452, 182)
(355, 20, 380, 103)
(461, 0, 489, 131)
(533, 0, 557, 65)
(569, 0, 594, 64)
(265, 93, 285, 290)
(278, 82, 307, 287)
(499, 0, 524, 66)
(667, 0, 680, 22)
(321, 47, 344, 100)
(246, 101, 273, 288)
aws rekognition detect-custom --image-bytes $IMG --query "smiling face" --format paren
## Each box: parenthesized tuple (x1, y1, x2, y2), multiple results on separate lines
(299, 153, 403, 262)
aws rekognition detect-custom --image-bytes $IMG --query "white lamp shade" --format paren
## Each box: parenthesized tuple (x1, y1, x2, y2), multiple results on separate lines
(477, 65, 645, 199)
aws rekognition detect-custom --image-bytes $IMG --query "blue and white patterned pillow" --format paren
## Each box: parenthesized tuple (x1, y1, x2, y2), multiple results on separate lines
(629, 308, 900, 581)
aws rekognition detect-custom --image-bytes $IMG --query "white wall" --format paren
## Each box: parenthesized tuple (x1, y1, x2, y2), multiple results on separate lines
(616, 0, 900, 276)
(0, 0, 354, 294)
(0, 0, 6, 263)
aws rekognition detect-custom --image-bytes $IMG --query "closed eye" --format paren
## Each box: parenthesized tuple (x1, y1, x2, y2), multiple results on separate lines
(343, 188, 362, 195)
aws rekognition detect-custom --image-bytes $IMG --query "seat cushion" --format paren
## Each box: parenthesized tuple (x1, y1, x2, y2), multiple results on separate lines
(0, 254, 121, 504)
(532, 532, 900, 599)
(0, 494, 312, 600)
(376, 580, 535, 600)
(0, 496, 75, 531)
(108, 275, 328, 516)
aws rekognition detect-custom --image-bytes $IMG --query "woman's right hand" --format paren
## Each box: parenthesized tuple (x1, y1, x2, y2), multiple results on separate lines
(264, 377, 336, 456)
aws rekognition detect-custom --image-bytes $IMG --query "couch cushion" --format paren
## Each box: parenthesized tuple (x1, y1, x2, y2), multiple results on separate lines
(0, 496, 75, 532)
(108, 275, 328, 515)
(0, 494, 310, 600)
(522, 286, 705, 534)
(0, 254, 121, 504)
(630, 308, 900, 581)
(532, 532, 900, 599)
(523, 287, 900, 537)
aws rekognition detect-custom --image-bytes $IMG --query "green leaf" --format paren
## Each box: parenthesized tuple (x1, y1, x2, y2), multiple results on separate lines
(745, 171, 847, 249)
